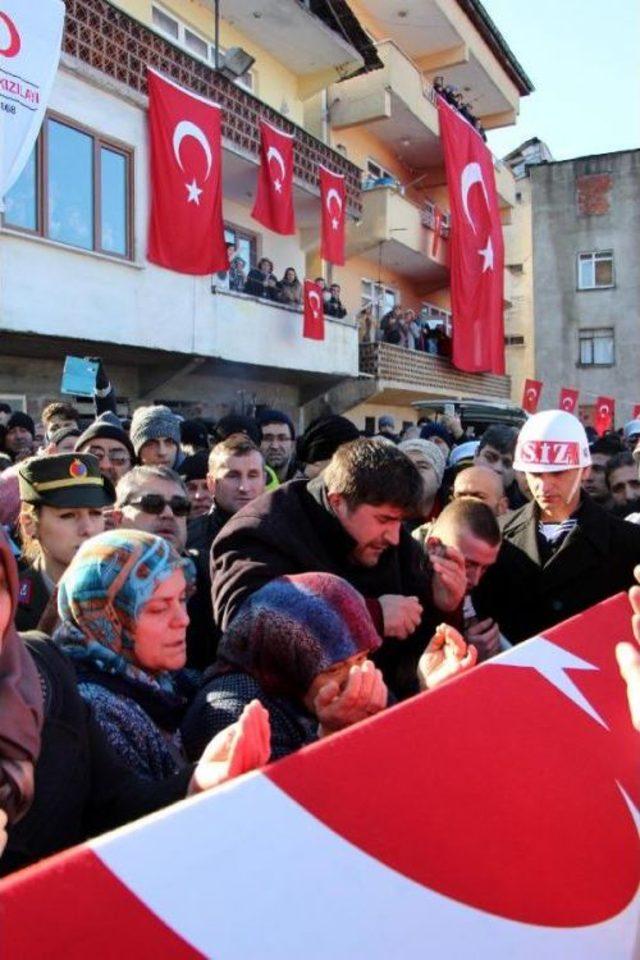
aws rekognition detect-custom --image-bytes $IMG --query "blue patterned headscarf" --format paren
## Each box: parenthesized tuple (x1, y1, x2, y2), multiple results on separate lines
(54, 530, 195, 689)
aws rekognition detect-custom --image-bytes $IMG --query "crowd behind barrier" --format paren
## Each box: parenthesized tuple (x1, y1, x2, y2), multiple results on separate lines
(1, 363, 640, 878)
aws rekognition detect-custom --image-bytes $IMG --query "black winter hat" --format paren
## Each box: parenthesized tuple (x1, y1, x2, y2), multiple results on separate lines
(6, 411, 35, 437)
(75, 414, 135, 463)
(178, 449, 209, 482)
(213, 415, 261, 447)
(297, 415, 360, 465)
(180, 418, 210, 450)
(256, 408, 295, 439)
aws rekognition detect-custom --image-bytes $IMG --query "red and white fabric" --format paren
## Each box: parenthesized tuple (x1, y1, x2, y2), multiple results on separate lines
(251, 121, 295, 235)
(303, 279, 325, 340)
(522, 378, 543, 414)
(147, 69, 227, 275)
(2, 594, 638, 959)
(319, 165, 346, 265)
(437, 97, 505, 375)
(595, 396, 615, 436)
(559, 388, 580, 415)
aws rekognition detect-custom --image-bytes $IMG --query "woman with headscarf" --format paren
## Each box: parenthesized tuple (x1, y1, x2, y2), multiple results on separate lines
(52, 529, 269, 782)
(0, 531, 43, 857)
(181, 572, 388, 762)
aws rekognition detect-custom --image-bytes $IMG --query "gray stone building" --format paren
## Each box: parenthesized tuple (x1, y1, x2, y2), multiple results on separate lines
(530, 149, 640, 427)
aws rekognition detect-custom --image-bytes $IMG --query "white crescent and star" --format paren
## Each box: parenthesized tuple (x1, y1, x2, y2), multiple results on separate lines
(460, 161, 494, 272)
(308, 290, 321, 316)
(172, 120, 213, 206)
(562, 398, 574, 410)
(267, 145, 286, 194)
(326, 187, 343, 231)
(526, 388, 538, 402)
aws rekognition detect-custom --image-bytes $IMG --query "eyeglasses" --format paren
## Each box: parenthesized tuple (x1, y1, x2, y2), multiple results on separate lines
(126, 494, 191, 517)
(88, 445, 131, 466)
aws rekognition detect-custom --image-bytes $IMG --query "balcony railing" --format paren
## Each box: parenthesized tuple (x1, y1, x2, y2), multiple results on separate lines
(63, 0, 363, 214)
(359, 342, 510, 399)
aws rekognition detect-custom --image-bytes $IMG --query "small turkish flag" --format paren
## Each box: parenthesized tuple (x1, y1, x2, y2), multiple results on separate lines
(147, 68, 227, 275)
(319, 165, 345, 265)
(252, 120, 295, 235)
(303, 279, 325, 340)
(595, 396, 615, 435)
(559, 387, 580, 414)
(521, 378, 543, 413)
(633, 404, 640, 420)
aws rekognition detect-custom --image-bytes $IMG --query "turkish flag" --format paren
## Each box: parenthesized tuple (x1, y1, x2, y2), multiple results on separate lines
(521, 378, 543, 413)
(252, 121, 295, 235)
(595, 396, 615, 435)
(319, 166, 345, 265)
(633, 404, 640, 420)
(303, 279, 325, 340)
(437, 97, 505, 375)
(147, 69, 227, 275)
(559, 387, 580, 414)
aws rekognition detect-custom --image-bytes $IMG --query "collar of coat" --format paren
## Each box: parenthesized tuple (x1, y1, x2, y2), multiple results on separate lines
(500, 493, 611, 566)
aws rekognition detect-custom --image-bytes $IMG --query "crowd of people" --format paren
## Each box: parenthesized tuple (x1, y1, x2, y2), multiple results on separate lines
(358, 303, 452, 356)
(1, 368, 640, 875)
(215, 244, 348, 318)
(433, 75, 488, 141)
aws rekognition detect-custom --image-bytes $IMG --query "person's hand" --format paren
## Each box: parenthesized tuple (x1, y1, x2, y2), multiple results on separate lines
(628, 568, 640, 644)
(616, 642, 640, 732)
(429, 544, 467, 612)
(0, 808, 7, 858)
(440, 412, 464, 439)
(188, 700, 270, 796)
(417, 623, 477, 691)
(379, 594, 423, 638)
(466, 618, 501, 661)
(314, 660, 387, 735)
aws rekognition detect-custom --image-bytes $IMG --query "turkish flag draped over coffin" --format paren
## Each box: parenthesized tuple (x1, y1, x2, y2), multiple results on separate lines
(437, 97, 505, 374)
(559, 387, 580, 414)
(2, 594, 639, 959)
(595, 395, 615, 435)
(251, 121, 295, 235)
(146, 69, 227, 275)
(522, 378, 543, 413)
(319, 166, 346, 265)
(303, 279, 325, 340)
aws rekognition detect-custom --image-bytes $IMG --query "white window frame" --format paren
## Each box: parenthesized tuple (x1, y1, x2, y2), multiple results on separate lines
(577, 250, 614, 290)
(151, 4, 255, 92)
(421, 301, 452, 337)
(361, 278, 398, 322)
(365, 159, 394, 182)
(578, 327, 615, 366)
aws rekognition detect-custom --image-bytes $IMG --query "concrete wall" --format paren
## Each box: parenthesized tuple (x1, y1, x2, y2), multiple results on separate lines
(503, 175, 535, 403)
(531, 150, 640, 425)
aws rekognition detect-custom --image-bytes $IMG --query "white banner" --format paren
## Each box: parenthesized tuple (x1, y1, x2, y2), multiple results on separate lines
(0, 0, 65, 198)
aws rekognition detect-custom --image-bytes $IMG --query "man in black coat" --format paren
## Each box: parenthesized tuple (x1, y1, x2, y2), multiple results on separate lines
(473, 410, 640, 644)
(212, 439, 467, 698)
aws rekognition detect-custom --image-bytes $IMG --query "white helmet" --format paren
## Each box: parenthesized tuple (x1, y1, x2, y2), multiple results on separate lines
(514, 410, 591, 473)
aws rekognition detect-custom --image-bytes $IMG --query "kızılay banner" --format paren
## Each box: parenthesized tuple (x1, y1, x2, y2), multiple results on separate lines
(0, 0, 65, 199)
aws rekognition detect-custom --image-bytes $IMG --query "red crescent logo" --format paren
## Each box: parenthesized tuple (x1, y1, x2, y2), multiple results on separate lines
(0, 11, 21, 58)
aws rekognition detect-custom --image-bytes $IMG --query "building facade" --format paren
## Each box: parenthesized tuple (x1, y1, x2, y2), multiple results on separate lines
(530, 149, 640, 427)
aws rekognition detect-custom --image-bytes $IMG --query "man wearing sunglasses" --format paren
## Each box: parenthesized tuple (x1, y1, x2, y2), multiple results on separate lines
(75, 414, 135, 485)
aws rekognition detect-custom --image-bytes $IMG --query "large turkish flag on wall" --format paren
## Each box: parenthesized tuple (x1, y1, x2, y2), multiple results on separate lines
(437, 97, 505, 374)
(252, 121, 295, 235)
(147, 68, 227, 275)
(319, 165, 346, 265)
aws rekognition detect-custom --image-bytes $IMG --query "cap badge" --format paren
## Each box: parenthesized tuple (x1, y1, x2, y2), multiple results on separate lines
(69, 458, 88, 478)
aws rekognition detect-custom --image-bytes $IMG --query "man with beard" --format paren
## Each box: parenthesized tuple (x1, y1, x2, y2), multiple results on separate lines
(257, 409, 297, 484)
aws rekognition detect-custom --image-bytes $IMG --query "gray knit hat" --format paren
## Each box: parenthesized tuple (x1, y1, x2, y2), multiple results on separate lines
(129, 404, 181, 456)
(398, 438, 447, 486)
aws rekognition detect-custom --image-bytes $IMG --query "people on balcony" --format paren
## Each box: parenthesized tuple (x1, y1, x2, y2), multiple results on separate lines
(324, 283, 347, 319)
(357, 305, 377, 343)
(244, 258, 279, 300)
(277, 267, 303, 306)
(229, 256, 247, 292)
(399, 310, 420, 350)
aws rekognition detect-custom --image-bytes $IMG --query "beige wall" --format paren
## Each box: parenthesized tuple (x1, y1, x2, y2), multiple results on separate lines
(503, 176, 535, 403)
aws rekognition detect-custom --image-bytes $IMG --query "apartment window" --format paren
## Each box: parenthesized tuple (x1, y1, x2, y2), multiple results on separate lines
(365, 159, 394, 182)
(361, 279, 397, 321)
(151, 4, 254, 92)
(504, 335, 525, 346)
(577, 251, 614, 290)
(578, 328, 615, 366)
(3, 116, 133, 259)
(224, 225, 258, 270)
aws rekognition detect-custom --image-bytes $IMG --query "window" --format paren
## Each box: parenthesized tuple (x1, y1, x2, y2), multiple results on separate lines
(363, 159, 395, 188)
(361, 279, 397, 322)
(3, 116, 133, 259)
(151, 4, 255, 92)
(421, 301, 452, 337)
(224, 225, 258, 271)
(578, 328, 614, 366)
(504, 335, 525, 346)
(577, 251, 614, 289)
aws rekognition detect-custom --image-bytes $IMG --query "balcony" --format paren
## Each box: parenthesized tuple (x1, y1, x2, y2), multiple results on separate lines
(359, 342, 511, 402)
(347, 186, 449, 292)
(63, 0, 362, 216)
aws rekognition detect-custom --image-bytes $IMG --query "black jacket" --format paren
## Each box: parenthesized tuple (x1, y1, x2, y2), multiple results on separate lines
(472, 495, 640, 645)
(1, 636, 191, 875)
(211, 478, 442, 698)
(185, 506, 232, 670)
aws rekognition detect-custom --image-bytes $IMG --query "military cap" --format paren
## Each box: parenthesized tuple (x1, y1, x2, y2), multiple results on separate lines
(17, 453, 115, 508)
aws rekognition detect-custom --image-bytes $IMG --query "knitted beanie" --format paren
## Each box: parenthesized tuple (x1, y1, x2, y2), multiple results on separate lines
(297, 415, 360, 466)
(398, 438, 447, 486)
(6, 412, 35, 437)
(129, 405, 181, 456)
(75, 413, 135, 462)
